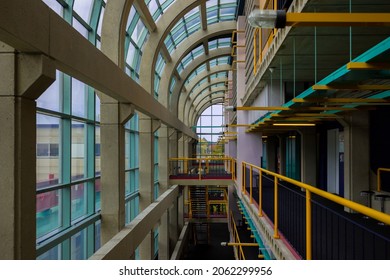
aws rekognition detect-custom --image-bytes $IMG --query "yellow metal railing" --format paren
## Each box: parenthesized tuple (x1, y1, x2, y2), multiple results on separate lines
(208, 186, 228, 218)
(377, 167, 390, 192)
(230, 210, 246, 260)
(241, 161, 390, 260)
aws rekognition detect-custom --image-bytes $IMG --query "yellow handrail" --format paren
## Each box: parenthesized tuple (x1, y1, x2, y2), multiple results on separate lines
(169, 157, 233, 161)
(230, 210, 246, 260)
(377, 167, 390, 192)
(242, 161, 390, 259)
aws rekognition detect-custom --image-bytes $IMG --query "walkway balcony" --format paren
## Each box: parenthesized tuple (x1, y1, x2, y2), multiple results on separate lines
(169, 157, 236, 186)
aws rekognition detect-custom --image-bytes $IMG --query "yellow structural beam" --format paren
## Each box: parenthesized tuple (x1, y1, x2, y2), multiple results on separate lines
(236, 106, 291, 111)
(347, 62, 390, 70)
(271, 113, 339, 118)
(297, 106, 358, 111)
(312, 85, 390, 91)
(226, 124, 257, 127)
(224, 242, 260, 247)
(294, 97, 390, 103)
(286, 13, 390, 27)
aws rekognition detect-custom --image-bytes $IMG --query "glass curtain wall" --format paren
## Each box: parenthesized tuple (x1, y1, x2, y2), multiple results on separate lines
(196, 104, 225, 157)
(37, 0, 105, 260)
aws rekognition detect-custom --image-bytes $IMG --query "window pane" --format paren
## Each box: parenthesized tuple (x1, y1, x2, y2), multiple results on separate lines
(95, 94, 101, 122)
(37, 70, 61, 112)
(71, 228, 86, 260)
(72, 121, 86, 180)
(95, 178, 101, 211)
(73, 0, 94, 23)
(95, 220, 101, 251)
(95, 125, 101, 176)
(125, 171, 131, 196)
(37, 114, 60, 187)
(72, 78, 86, 118)
(42, 0, 63, 16)
(37, 244, 61, 260)
(97, 7, 105, 36)
(71, 183, 87, 221)
(36, 189, 61, 238)
(72, 18, 88, 38)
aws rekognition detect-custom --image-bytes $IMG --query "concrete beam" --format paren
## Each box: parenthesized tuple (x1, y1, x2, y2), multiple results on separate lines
(159, 22, 236, 112)
(170, 221, 190, 260)
(139, 0, 206, 91)
(133, 0, 157, 32)
(200, 1, 207, 31)
(90, 185, 180, 260)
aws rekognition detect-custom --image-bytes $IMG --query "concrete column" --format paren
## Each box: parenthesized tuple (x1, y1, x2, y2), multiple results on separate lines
(178, 134, 185, 157)
(235, 16, 263, 184)
(138, 113, 159, 259)
(159, 125, 170, 193)
(169, 130, 179, 159)
(0, 43, 55, 259)
(100, 98, 133, 244)
(342, 112, 370, 204)
(299, 127, 317, 186)
(158, 125, 170, 259)
(278, 135, 286, 176)
(168, 129, 179, 250)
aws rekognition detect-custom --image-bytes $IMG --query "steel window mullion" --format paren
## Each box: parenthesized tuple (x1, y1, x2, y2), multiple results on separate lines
(89, 0, 102, 36)
(61, 71, 72, 259)
(86, 223, 94, 258)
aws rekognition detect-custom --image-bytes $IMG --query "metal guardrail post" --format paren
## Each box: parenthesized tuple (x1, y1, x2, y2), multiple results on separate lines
(242, 163, 245, 192)
(306, 189, 312, 260)
(198, 159, 202, 180)
(184, 159, 188, 174)
(274, 177, 280, 239)
(250, 166, 253, 204)
(258, 168, 263, 217)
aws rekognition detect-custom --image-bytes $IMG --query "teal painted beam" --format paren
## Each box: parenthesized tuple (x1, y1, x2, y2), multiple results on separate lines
(238, 200, 273, 260)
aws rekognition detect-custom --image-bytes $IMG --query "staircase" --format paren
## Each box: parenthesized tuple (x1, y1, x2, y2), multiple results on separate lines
(189, 186, 209, 245)
(189, 186, 207, 219)
(193, 223, 209, 245)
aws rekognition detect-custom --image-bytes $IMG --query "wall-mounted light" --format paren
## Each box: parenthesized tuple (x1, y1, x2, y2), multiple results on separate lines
(248, 10, 390, 29)
(248, 9, 286, 28)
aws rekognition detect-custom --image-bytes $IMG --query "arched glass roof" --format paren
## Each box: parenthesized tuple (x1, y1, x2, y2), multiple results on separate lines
(176, 36, 231, 76)
(185, 56, 231, 86)
(41, 0, 241, 116)
(189, 71, 228, 96)
(164, 7, 201, 54)
(177, 44, 205, 74)
(145, 0, 175, 21)
(208, 37, 231, 50)
(125, 6, 150, 82)
(206, 0, 238, 25)
(156, 1, 238, 97)
(42, 0, 106, 47)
